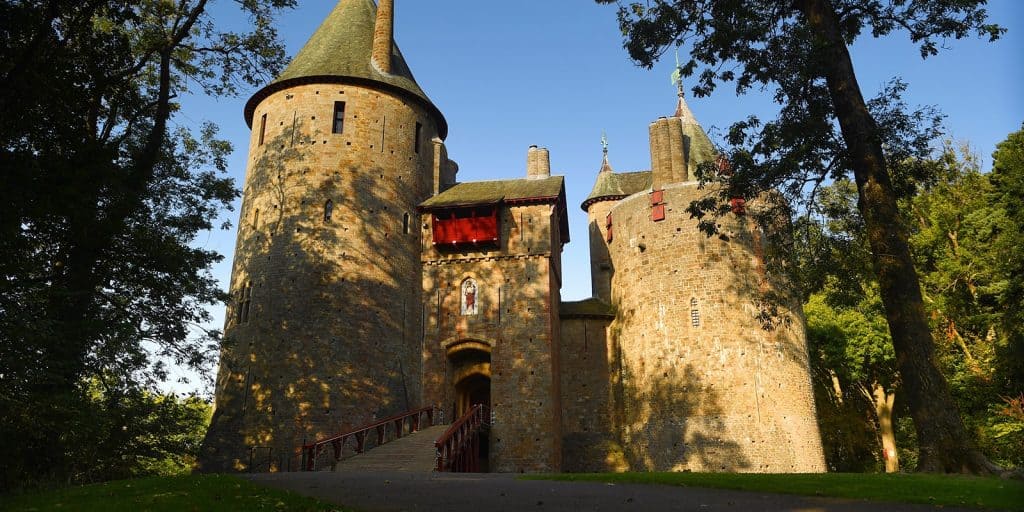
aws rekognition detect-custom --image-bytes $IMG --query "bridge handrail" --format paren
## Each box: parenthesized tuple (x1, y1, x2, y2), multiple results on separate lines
(434, 404, 490, 472)
(301, 405, 436, 471)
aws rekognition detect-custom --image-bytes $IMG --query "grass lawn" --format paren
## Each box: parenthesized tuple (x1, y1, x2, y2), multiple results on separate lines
(1, 474, 348, 512)
(527, 472, 1024, 511)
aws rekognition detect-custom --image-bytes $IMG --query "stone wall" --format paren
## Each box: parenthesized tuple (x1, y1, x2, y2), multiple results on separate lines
(200, 82, 440, 472)
(602, 182, 826, 472)
(559, 315, 628, 472)
(421, 202, 563, 472)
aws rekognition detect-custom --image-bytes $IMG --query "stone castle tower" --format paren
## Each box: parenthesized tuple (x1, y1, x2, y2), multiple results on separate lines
(200, 0, 826, 473)
(199, 0, 449, 472)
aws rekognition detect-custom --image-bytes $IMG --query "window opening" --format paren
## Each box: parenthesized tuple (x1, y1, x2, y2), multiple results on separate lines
(414, 122, 422, 153)
(690, 298, 700, 327)
(238, 283, 253, 324)
(324, 200, 334, 223)
(332, 101, 346, 134)
(258, 113, 267, 146)
(403, 212, 410, 234)
(253, 208, 260, 230)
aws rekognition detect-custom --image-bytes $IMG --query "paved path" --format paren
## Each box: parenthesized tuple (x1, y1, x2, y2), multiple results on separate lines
(248, 471, 984, 512)
(330, 425, 446, 473)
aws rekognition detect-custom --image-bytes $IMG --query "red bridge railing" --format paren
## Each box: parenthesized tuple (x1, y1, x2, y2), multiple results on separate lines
(301, 406, 436, 471)
(434, 404, 491, 472)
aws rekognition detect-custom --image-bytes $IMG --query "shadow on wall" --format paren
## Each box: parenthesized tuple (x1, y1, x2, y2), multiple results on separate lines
(604, 193, 817, 472)
(201, 120, 426, 472)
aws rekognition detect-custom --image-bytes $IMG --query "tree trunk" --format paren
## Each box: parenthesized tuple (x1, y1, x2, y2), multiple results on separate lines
(798, 0, 998, 474)
(871, 383, 899, 473)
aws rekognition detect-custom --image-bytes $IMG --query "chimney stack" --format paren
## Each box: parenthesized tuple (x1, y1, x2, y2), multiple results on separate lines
(649, 118, 688, 188)
(527, 145, 551, 179)
(372, 0, 394, 74)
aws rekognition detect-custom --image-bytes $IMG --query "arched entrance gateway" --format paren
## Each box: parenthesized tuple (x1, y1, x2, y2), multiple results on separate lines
(446, 340, 491, 470)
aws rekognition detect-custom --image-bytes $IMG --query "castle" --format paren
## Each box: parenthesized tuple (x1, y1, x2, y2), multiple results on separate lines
(199, 0, 826, 473)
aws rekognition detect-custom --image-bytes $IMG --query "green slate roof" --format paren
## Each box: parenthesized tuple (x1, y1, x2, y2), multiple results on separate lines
(581, 171, 652, 211)
(244, 0, 446, 136)
(559, 298, 615, 319)
(420, 176, 565, 209)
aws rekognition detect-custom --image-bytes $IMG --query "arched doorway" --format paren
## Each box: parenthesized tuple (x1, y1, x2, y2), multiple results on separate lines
(446, 341, 491, 471)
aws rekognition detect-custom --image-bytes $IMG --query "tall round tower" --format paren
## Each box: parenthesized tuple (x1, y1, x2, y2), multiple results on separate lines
(584, 94, 825, 472)
(200, 0, 447, 472)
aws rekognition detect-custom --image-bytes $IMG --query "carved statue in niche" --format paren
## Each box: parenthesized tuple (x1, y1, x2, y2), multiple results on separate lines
(461, 278, 478, 316)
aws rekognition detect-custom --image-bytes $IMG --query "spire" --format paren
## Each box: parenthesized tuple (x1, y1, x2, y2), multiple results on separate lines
(670, 49, 699, 125)
(599, 131, 614, 174)
(371, 0, 394, 74)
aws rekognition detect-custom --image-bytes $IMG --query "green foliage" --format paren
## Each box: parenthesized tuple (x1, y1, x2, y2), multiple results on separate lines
(0, 474, 343, 512)
(800, 139, 1024, 470)
(531, 472, 1024, 511)
(0, 0, 294, 490)
(1, 375, 210, 489)
(805, 289, 894, 471)
(990, 125, 1024, 393)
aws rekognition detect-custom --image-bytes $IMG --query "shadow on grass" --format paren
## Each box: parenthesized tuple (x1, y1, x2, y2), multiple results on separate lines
(525, 472, 1024, 511)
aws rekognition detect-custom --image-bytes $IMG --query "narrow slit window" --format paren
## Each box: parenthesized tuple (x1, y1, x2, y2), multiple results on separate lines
(253, 208, 260, 230)
(403, 212, 410, 234)
(332, 101, 346, 134)
(324, 200, 334, 222)
(239, 283, 253, 324)
(690, 298, 700, 327)
(414, 122, 422, 153)
(258, 113, 267, 146)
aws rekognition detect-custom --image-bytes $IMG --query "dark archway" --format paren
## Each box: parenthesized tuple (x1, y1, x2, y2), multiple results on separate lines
(447, 342, 491, 471)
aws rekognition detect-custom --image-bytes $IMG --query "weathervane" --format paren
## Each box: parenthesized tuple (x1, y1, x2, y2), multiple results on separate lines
(601, 130, 609, 156)
(670, 49, 685, 97)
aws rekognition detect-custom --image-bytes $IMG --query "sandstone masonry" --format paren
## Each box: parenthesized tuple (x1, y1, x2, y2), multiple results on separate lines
(200, 0, 827, 474)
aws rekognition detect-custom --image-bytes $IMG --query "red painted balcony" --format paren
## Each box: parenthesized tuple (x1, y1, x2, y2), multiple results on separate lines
(432, 206, 499, 247)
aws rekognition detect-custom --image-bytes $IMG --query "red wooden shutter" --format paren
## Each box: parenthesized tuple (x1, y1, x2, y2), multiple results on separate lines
(650, 189, 666, 222)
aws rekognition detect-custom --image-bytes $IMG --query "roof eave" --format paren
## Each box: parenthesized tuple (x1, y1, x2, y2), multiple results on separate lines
(244, 74, 448, 140)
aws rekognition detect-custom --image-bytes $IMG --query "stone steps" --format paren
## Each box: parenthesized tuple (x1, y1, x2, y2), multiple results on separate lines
(333, 424, 448, 472)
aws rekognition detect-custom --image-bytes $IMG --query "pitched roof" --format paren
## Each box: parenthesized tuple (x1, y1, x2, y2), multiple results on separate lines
(420, 176, 565, 209)
(581, 171, 652, 211)
(244, 0, 446, 137)
(559, 298, 615, 319)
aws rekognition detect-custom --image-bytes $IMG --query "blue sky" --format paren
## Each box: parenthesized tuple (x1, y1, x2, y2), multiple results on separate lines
(174, 0, 1022, 391)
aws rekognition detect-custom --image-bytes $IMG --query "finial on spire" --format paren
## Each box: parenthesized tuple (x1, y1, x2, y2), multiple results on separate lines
(670, 49, 698, 122)
(599, 130, 614, 174)
(670, 49, 685, 98)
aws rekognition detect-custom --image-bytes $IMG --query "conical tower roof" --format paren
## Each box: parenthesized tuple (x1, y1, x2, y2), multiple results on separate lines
(582, 142, 652, 211)
(675, 92, 716, 175)
(244, 0, 446, 137)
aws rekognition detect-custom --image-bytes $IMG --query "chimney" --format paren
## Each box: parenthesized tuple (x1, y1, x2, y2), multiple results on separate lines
(372, 0, 394, 74)
(649, 117, 688, 188)
(527, 145, 551, 179)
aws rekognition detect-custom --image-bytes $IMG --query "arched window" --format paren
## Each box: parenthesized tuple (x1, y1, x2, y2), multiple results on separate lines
(461, 278, 479, 316)
(403, 212, 410, 234)
(324, 200, 334, 222)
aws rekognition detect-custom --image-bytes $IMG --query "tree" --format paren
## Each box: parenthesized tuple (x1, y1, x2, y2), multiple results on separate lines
(596, 0, 1004, 473)
(0, 0, 294, 488)
(806, 288, 900, 472)
(989, 125, 1024, 393)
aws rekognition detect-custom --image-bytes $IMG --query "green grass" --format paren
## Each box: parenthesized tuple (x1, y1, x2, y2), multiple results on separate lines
(526, 472, 1024, 511)
(1, 474, 348, 512)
